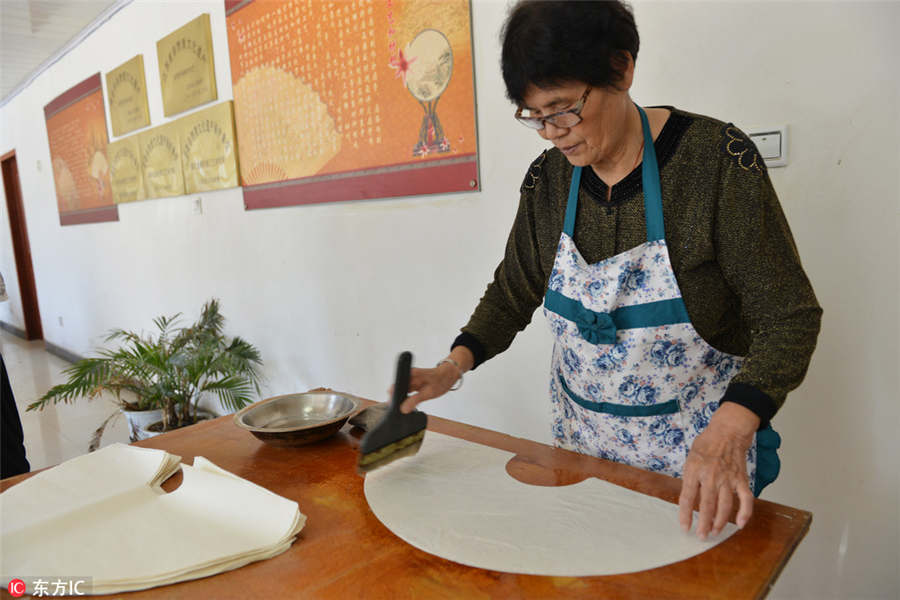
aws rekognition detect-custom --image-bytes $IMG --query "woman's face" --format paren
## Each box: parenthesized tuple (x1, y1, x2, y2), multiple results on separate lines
(520, 79, 633, 169)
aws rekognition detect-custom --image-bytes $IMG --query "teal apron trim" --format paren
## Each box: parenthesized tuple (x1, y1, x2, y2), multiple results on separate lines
(753, 426, 781, 496)
(563, 165, 582, 237)
(615, 297, 691, 329)
(562, 106, 664, 242)
(544, 289, 690, 344)
(558, 371, 680, 416)
(637, 105, 665, 242)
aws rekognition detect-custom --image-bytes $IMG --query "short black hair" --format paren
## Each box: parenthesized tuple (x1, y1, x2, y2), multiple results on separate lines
(501, 1, 640, 105)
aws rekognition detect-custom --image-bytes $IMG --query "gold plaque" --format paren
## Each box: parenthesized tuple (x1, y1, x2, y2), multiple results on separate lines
(179, 101, 239, 193)
(108, 135, 145, 203)
(140, 122, 184, 198)
(157, 14, 218, 117)
(106, 55, 151, 137)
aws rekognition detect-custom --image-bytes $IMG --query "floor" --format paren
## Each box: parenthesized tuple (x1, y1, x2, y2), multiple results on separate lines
(1, 328, 130, 473)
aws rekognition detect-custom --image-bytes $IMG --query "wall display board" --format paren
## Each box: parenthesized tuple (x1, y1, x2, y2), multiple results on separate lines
(44, 73, 118, 225)
(140, 121, 185, 198)
(106, 55, 151, 136)
(107, 135, 146, 204)
(158, 14, 218, 117)
(179, 101, 240, 193)
(225, 0, 479, 209)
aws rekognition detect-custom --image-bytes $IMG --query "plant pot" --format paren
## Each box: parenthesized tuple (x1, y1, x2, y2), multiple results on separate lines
(120, 407, 164, 442)
(140, 409, 216, 438)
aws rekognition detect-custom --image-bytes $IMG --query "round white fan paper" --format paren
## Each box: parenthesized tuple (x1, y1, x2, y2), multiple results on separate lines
(364, 432, 736, 576)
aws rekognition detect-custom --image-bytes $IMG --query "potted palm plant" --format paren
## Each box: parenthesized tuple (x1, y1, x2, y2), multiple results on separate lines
(28, 299, 263, 445)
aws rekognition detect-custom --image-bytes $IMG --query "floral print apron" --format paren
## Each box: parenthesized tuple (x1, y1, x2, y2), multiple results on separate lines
(543, 106, 780, 495)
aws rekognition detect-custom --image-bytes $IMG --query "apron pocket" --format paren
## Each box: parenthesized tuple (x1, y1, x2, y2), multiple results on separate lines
(557, 371, 679, 416)
(554, 370, 687, 477)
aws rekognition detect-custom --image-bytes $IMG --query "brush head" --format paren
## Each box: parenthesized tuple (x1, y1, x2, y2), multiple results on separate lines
(357, 428, 425, 474)
(357, 351, 428, 474)
(357, 406, 427, 473)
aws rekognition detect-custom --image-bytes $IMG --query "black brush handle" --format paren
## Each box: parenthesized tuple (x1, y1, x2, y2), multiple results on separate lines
(358, 350, 425, 457)
(389, 351, 413, 414)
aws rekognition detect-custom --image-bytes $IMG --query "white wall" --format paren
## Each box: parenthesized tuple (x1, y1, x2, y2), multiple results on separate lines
(0, 1, 897, 597)
(633, 3, 900, 598)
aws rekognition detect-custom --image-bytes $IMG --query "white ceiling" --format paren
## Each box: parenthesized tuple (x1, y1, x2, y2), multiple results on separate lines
(0, 0, 123, 105)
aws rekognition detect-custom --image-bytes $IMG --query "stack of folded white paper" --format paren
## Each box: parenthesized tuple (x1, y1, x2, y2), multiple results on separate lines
(0, 444, 306, 595)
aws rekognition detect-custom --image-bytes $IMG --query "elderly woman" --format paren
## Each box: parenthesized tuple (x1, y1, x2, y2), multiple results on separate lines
(401, 0, 821, 539)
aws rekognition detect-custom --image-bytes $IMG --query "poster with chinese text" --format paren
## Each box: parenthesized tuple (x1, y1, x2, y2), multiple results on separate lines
(225, 0, 479, 208)
(106, 55, 151, 136)
(179, 101, 240, 193)
(139, 121, 185, 199)
(158, 14, 218, 117)
(108, 135, 145, 204)
(44, 73, 118, 225)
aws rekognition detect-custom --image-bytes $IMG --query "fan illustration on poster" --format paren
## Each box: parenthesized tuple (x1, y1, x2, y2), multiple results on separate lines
(405, 29, 453, 157)
(225, 0, 479, 209)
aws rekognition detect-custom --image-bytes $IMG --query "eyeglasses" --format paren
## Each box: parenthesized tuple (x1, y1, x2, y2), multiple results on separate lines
(515, 87, 592, 130)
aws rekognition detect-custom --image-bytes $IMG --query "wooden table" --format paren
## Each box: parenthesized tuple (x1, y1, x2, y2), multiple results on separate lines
(1, 393, 810, 599)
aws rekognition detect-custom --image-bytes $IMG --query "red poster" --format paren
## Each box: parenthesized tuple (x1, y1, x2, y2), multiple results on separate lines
(226, 0, 479, 208)
(44, 74, 118, 225)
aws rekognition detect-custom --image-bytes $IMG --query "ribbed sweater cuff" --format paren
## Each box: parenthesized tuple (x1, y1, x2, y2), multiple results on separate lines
(720, 382, 777, 429)
(451, 332, 486, 370)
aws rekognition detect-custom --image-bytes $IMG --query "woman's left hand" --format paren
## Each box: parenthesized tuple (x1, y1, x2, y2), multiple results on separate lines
(678, 402, 760, 539)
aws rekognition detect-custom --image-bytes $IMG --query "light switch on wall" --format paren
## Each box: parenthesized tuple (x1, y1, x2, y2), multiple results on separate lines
(748, 126, 788, 167)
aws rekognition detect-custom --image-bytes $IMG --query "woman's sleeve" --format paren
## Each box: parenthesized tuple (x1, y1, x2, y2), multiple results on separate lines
(714, 129, 823, 423)
(453, 153, 557, 368)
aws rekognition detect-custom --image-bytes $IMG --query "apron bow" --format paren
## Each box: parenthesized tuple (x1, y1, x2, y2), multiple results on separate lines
(573, 305, 616, 345)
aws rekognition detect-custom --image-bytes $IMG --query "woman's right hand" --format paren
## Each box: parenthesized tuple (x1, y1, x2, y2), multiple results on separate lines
(396, 347, 473, 413)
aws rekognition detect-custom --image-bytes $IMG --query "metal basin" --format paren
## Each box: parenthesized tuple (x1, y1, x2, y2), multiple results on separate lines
(233, 391, 360, 447)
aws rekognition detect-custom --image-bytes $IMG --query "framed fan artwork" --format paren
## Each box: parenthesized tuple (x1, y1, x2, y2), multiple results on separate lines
(225, 0, 479, 208)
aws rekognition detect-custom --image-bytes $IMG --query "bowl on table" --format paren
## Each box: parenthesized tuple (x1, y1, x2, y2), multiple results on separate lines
(233, 391, 360, 446)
